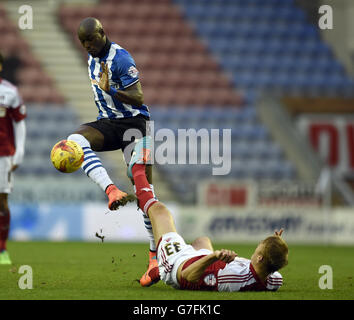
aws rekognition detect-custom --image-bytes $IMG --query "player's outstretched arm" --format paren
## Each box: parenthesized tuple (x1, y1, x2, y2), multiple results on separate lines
(181, 249, 237, 283)
(11, 119, 26, 171)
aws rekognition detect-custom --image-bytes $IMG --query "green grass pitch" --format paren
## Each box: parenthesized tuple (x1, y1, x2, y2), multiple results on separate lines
(0, 241, 353, 300)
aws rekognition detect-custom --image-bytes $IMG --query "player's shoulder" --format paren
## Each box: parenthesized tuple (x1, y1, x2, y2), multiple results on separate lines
(111, 42, 134, 62)
(111, 41, 128, 52)
(267, 271, 283, 280)
(111, 41, 124, 51)
(0, 78, 21, 103)
(233, 257, 251, 270)
(266, 271, 283, 291)
(217, 257, 251, 291)
(219, 257, 251, 276)
(0, 78, 19, 93)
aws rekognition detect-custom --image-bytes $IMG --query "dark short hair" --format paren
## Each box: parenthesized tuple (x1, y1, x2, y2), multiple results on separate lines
(0, 52, 3, 66)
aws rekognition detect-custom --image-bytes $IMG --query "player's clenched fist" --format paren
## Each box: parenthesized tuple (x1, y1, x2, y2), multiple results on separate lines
(214, 249, 237, 263)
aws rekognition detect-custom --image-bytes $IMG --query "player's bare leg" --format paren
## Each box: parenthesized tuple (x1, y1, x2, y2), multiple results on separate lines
(127, 137, 177, 241)
(131, 191, 176, 287)
(127, 137, 179, 286)
(68, 126, 134, 210)
(0, 193, 11, 264)
(127, 137, 160, 286)
(191, 236, 214, 251)
(127, 148, 181, 287)
(147, 202, 177, 244)
(140, 202, 181, 286)
(135, 163, 159, 286)
(129, 164, 157, 250)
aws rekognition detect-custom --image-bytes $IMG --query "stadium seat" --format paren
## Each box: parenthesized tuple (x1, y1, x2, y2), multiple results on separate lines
(59, 0, 243, 107)
(174, 0, 353, 98)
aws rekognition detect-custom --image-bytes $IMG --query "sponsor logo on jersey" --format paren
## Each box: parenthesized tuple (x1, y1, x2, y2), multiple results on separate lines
(204, 274, 216, 286)
(128, 66, 139, 78)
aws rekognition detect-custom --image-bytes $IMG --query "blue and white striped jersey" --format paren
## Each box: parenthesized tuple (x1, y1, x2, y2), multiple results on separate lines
(87, 41, 150, 120)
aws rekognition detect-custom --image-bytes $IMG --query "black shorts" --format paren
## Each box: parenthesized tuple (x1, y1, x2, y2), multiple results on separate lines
(84, 114, 150, 152)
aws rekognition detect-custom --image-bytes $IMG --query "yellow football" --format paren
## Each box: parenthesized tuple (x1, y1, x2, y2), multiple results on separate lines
(50, 140, 84, 173)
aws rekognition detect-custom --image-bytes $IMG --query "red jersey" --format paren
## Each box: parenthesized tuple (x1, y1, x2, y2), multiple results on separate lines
(0, 78, 26, 156)
(179, 256, 283, 292)
(179, 255, 226, 291)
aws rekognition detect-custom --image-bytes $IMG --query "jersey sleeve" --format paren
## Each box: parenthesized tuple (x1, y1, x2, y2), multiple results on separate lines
(114, 50, 140, 89)
(9, 89, 26, 122)
(266, 272, 283, 291)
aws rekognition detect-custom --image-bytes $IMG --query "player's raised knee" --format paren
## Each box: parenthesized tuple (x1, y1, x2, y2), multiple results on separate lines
(148, 201, 168, 216)
(192, 236, 213, 251)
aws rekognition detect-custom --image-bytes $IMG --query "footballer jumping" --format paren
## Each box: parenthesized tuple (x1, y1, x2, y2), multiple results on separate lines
(63, 17, 157, 286)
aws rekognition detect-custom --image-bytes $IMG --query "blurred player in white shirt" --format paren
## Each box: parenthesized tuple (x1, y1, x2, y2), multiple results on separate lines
(0, 52, 26, 264)
(127, 136, 288, 291)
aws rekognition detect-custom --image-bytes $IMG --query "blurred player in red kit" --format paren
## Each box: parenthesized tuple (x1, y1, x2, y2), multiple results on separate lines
(127, 136, 289, 292)
(0, 52, 26, 264)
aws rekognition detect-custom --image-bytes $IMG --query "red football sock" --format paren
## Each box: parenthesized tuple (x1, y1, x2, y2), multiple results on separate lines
(0, 209, 10, 252)
(132, 164, 158, 214)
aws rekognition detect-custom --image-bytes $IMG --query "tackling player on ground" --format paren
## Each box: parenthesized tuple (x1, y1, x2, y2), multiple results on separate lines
(127, 136, 289, 291)
(65, 17, 157, 286)
(0, 52, 26, 264)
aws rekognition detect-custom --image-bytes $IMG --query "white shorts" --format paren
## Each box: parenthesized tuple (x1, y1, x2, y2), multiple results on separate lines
(157, 232, 213, 289)
(0, 156, 13, 194)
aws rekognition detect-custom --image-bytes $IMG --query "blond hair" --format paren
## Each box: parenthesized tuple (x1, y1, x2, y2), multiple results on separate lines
(261, 236, 288, 273)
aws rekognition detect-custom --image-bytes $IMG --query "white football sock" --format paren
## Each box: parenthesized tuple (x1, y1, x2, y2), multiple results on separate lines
(68, 134, 114, 192)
